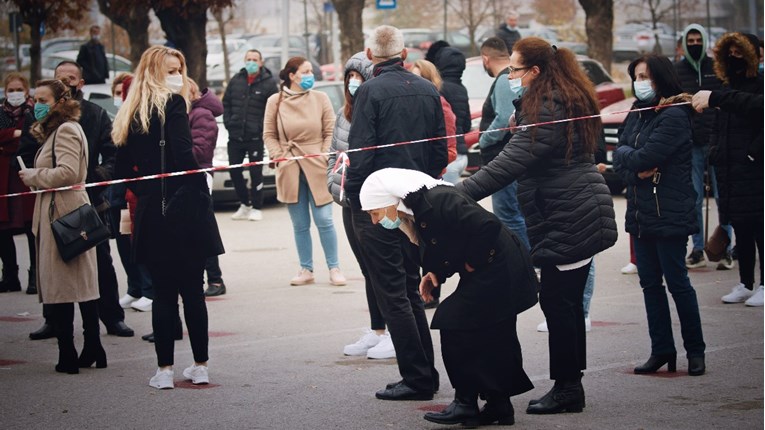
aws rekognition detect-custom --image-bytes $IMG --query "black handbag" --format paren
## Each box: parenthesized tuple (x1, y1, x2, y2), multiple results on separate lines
(48, 130, 110, 262)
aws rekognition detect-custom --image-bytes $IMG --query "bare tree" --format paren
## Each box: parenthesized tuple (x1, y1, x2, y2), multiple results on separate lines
(333, 0, 365, 63)
(97, 0, 151, 69)
(448, 0, 494, 55)
(211, 4, 235, 83)
(579, 0, 614, 71)
(534, 0, 578, 25)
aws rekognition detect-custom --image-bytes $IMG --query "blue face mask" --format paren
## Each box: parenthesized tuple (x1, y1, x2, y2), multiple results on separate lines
(34, 102, 50, 121)
(300, 74, 315, 90)
(633, 80, 656, 101)
(245, 61, 260, 75)
(508, 70, 529, 96)
(759, 63, 763, 73)
(379, 215, 402, 230)
(348, 78, 362, 96)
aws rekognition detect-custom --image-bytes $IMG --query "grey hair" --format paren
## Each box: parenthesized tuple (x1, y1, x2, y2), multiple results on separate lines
(368, 25, 405, 58)
(506, 11, 519, 19)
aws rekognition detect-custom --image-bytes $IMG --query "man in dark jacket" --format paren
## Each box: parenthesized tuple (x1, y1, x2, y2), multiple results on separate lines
(674, 24, 733, 270)
(495, 11, 522, 54)
(29, 61, 134, 340)
(346, 25, 448, 401)
(76, 25, 109, 85)
(223, 49, 279, 222)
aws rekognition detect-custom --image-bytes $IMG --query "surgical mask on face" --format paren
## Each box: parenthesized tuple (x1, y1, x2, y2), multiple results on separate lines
(633, 80, 656, 101)
(34, 102, 50, 121)
(6, 91, 26, 107)
(299, 74, 315, 90)
(379, 215, 402, 230)
(687, 45, 703, 61)
(348, 78, 361, 96)
(759, 63, 764, 73)
(508, 70, 529, 95)
(245, 61, 259, 75)
(113, 97, 123, 108)
(166, 74, 184, 94)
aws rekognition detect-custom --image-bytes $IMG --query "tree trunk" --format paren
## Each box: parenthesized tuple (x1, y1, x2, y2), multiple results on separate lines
(333, 0, 365, 64)
(97, 0, 151, 69)
(28, 14, 43, 84)
(155, 5, 209, 88)
(212, 8, 232, 84)
(579, 0, 614, 72)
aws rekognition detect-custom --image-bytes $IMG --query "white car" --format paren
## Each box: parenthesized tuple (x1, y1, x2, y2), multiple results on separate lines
(206, 38, 248, 70)
(41, 50, 132, 81)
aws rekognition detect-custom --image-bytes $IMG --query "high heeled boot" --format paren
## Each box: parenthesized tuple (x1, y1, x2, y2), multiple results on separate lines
(634, 353, 677, 374)
(479, 394, 515, 425)
(526, 374, 585, 414)
(50, 303, 78, 374)
(424, 391, 480, 427)
(77, 300, 107, 368)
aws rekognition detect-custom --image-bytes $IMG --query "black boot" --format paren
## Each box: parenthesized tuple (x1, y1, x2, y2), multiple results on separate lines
(634, 353, 677, 374)
(688, 356, 705, 376)
(423, 391, 480, 427)
(29, 322, 55, 340)
(26, 267, 37, 295)
(77, 300, 107, 369)
(204, 281, 226, 297)
(479, 395, 515, 425)
(50, 303, 78, 374)
(0, 264, 21, 292)
(526, 376, 585, 415)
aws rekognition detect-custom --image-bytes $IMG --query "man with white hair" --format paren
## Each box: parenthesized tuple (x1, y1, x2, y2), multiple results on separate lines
(496, 11, 522, 54)
(345, 25, 448, 401)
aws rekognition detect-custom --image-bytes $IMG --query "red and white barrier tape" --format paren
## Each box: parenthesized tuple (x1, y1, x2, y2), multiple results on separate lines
(0, 102, 689, 200)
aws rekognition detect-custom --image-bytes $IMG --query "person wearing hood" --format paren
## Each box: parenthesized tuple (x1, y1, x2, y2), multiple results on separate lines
(360, 168, 537, 427)
(704, 32, 764, 307)
(327, 52, 394, 359)
(614, 54, 706, 377)
(223, 49, 279, 222)
(673, 24, 734, 271)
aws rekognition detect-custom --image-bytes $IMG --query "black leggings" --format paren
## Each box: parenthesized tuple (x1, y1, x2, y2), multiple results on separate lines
(147, 258, 208, 367)
(731, 221, 764, 289)
(0, 230, 34, 269)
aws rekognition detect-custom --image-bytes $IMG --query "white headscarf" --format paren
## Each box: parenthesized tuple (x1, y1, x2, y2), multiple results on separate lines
(360, 168, 452, 215)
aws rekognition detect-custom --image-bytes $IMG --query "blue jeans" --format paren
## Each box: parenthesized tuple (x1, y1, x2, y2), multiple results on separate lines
(634, 236, 706, 358)
(491, 181, 530, 250)
(442, 154, 468, 185)
(582, 260, 595, 318)
(690, 146, 733, 252)
(286, 174, 339, 271)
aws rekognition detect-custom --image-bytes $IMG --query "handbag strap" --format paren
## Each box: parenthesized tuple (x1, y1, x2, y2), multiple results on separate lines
(159, 119, 167, 216)
(47, 129, 59, 224)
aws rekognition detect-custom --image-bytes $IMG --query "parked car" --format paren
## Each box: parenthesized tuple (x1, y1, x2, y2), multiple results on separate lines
(41, 50, 132, 81)
(613, 22, 677, 62)
(400, 28, 476, 57)
(206, 37, 248, 69)
(211, 81, 343, 204)
(208, 46, 322, 91)
(41, 37, 86, 57)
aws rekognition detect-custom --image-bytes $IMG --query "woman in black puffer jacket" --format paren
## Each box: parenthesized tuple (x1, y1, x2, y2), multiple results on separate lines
(614, 54, 706, 378)
(456, 37, 617, 415)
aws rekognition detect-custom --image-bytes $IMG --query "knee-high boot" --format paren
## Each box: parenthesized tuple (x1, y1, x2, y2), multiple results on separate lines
(50, 303, 78, 374)
(78, 300, 107, 368)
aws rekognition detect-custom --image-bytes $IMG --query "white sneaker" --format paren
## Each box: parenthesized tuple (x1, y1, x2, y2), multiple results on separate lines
(149, 368, 174, 389)
(248, 208, 263, 221)
(621, 262, 638, 274)
(585, 317, 592, 332)
(131, 297, 153, 312)
(119, 294, 139, 309)
(745, 285, 764, 307)
(182, 364, 209, 385)
(722, 283, 755, 304)
(231, 204, 252, 220)
(343, 329, 381, 356)
(290, 268, 314, 286)
(536, 320, 548, 332)
(329, 268, 347, 286)
(366, 332, 396, 359)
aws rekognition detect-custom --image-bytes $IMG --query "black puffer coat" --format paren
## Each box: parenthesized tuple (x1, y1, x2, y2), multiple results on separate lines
(614, 95, 698, 239)
(222, 67, 279, 146)
(432, 47, 470, 154)
(456, 93, 617, 266)
(674, 57, 721, 147)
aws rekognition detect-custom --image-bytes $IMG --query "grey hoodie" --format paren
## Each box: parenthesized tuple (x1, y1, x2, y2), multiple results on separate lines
(681, 23, 709, 86)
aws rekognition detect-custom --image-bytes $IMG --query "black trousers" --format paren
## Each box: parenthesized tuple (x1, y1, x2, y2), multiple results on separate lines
(342, 206, 385, 330)
(95, 239, 125, 326)
(228, 142, 264, 209)
(147, 258, 208, 367)
(539, 262, 591, 381)
(731, 220, 764, 289)
(204, 256, 223, 285)
(351, 205, 438, 392)
(441, 316, 533, 397)
(0, 230, 34, 270)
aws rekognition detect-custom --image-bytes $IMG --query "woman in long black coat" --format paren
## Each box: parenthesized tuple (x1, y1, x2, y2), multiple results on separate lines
(360, 168, 538, 427)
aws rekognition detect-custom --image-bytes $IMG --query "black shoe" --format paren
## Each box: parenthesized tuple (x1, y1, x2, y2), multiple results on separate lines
(29, 323, 55, 340)
(424, 398, 480, 427)
(634, 353, 676, 374)
(205, 281, 226, 297)
(0, 264, 21, 292)
(423, 298, 439, 309)
(106, 321, 135, 337)
(375, 383, 433, 401)
(688, 356, 705, 376)
(144, 333, 155, 343)
(479, 397, 515, 425)
(526, 379, 585, 415)
(386, 379, 404, 390)
(26, 268, 36, 294)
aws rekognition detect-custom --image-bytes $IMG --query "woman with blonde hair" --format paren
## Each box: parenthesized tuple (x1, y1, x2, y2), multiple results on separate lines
(18, 79, 103, 374)
(113, 46, 224, 389)
(264, 56, 345, 287)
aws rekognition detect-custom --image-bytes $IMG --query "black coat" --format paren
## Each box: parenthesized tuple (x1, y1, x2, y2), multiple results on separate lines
(432, 47, 470, 154)
(709, 77, 764, 224)
(614, 97, 698, 239)
(115, 95, 224, 263)
(78, 98, 116, 207)
(457, 93, 617, 266)
(674, 57, 722, 147)
(222, 67, 279, 146)
(345, 59, 448, 205)
(402, 185, 538, 331)
(76, 41, 109, 85)
(495, 24, 521, 53)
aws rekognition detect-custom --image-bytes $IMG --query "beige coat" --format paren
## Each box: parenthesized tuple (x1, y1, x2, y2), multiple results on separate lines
(27, 121, 98, 304)
(263, 88, 335, 205)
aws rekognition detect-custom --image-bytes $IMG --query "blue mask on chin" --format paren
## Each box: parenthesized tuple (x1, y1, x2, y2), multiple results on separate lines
(379, 215, 402, 230)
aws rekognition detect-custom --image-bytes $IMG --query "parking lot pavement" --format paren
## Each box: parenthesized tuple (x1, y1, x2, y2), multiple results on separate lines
(1, 195, 762, 429)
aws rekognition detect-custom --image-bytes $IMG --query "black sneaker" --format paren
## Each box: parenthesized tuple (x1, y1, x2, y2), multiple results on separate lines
(205, 281, 226, 297)
(685, 250, 705, 269)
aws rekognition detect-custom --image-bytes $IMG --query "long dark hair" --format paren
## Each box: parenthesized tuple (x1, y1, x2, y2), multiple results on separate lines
(275, 56, 308, 116)
(627, 54, 684, 99)
(343, 72, 355, 121)
(512, 37, 602, 158)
